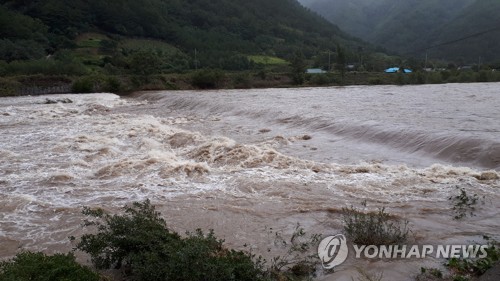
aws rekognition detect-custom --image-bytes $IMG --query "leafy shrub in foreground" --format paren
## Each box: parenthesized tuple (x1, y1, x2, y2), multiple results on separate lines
(446, 240, 500, 277)
(448, 187, 484, 220)
(0, 251, 100, 281)
(267, 224, 321, 280)
(416, 239, 499, 280)
(72, 200, 269, 281)
(342, 207, 410, 245)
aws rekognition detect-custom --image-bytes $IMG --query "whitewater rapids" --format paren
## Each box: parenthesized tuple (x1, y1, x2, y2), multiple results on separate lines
(0, 83, 499, 280)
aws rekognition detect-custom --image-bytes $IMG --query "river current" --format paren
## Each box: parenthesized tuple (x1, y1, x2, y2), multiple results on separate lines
(0, 83, 499, 280)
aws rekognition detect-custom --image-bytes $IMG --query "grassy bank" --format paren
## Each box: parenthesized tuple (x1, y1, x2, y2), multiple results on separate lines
(2, 69, 500, 97)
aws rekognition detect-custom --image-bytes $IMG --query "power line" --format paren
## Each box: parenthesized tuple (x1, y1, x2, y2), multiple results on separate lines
(408, 23, 500, 55)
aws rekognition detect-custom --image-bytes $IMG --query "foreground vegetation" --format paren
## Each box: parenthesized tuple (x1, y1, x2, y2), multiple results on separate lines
(0, 200, 319, 281)
(70, 200, 270, 281)
(0, 252, 100, 281)
(417, 238, 500, 281)
(1, 200, 498, 281)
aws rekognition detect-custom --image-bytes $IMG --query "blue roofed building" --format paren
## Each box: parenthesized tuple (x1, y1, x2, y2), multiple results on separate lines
(385, 67, 412, 73)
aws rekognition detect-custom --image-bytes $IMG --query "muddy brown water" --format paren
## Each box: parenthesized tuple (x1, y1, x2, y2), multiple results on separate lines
(0, 83, 499, 280)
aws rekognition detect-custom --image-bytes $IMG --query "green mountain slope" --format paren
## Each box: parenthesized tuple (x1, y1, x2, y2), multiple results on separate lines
(299, 0, 500, 62)
(0, 0, 365, 69)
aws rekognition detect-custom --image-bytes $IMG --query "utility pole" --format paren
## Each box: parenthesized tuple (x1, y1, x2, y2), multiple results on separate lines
(358, 46, 363, 69)
(194, 48, 198, 70)
(424, 52, 429, 84)
(328, 50, 331, 72)
(424, 52, 428, 70)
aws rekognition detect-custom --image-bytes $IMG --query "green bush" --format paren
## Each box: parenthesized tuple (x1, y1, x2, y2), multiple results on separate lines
(458, 72, 475, 83)
(72, 200, 269, 281)
(309, 73, 335, 85)
(232, 73, 252, 88)
(477, 71, 489, 82)
(191, 69, 225, 89)
(0, 251, 100, 281)
(416, 240, 499, 281)
(0, 60, 7, 76)
(103, 76, 122, 93)
(416, 267, 443, 281)
(448, 187, 483, 220)
(368, 77, 383, 85)
(0, 77, 22, 96)
(446, 241, 499, 277)
(72, 77, 96, 93)
(427, 72, 444, 84)
(267, 224, 321, 280)
(441, 71, 452, 82)
(6, 59, 88, 76)
(412, 72, 426, 84)
(492, 71, 500, 82)
(394, 73, 406, 85)
(342, 207, 410, 245)
(96, 74, 124, 92)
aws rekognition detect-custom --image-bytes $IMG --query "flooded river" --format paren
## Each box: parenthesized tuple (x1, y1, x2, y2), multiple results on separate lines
(0, 83, 499, 280)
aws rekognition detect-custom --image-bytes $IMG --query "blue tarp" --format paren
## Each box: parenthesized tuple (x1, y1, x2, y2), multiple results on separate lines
(306, 68, 327, 74)
(385, 67, 412, 73)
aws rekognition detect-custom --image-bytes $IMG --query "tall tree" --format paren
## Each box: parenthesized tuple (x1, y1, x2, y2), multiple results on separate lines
(290, 51, 307, 85)
(335, 44, 346, 82)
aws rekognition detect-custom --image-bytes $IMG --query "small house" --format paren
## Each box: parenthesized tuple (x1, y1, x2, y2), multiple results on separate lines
(306, 68, 327, 74)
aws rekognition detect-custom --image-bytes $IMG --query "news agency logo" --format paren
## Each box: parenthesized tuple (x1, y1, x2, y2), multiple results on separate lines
(318, 234, 490, 270)
(317, 234, 349, 269)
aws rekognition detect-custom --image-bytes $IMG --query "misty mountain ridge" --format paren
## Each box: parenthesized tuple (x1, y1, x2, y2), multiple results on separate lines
(299, 0, 500, 62)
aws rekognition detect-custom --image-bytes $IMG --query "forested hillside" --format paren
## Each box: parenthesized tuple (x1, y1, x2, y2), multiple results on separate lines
(299, 0, 500, 62)
(0, 0, 364, 70)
